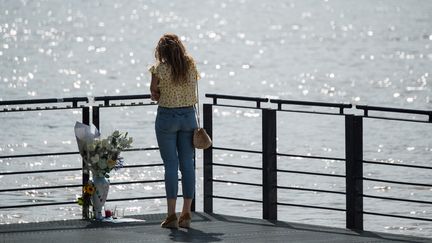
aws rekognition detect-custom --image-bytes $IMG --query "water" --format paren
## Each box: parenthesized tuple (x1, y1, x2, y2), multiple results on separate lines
(1, 0, 431, 238)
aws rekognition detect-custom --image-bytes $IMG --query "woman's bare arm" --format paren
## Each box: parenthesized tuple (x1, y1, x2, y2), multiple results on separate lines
(150, 73, 160, 101)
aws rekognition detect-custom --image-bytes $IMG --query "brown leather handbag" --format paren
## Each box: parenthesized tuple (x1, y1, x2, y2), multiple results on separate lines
(193, 127, 212, 149)
(193, 79, 212, 149)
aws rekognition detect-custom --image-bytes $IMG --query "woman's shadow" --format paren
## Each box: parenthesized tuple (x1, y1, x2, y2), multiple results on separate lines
(168, 228, 224, 242)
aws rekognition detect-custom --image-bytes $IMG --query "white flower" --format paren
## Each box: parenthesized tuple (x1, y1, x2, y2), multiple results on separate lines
(77, 128, 132, 177)
(98, 158, 107, 169)
(106, 143, 113, 151)
(90, 154, 100, 164)
(87, 143, 96, 152)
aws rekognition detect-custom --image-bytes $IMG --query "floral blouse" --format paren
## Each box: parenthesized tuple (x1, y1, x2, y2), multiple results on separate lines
(149, 59, 200, 108)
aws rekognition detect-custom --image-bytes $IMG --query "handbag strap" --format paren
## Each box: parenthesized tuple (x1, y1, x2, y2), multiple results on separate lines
(194, 77, 201, 128)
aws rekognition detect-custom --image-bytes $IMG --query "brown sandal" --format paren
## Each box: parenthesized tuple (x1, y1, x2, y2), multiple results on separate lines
(161, 214, 178, 229)
(178, 212, 191, 228)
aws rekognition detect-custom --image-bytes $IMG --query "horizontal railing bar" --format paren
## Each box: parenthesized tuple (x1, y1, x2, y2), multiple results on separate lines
(124, 147, 159, 152)
(0, 179, 166, 192)
(0, 94, 153, 109)
(0, 195, 167, 209)
(206, 94, 268, 109)
(277, 186, 346, 195)
(277, 152, 345, 161)
(356, 105, 431, 116)
(206, 104, 265, 110)
(106, 195, 169, 202)
(0, 201, 76, 209)
(363, 177, 432, 187)
(213, 195, 262, 204)
(212, 179, 262, 187)
(363, 115, 430, 124)
(0, 167, 81, 176)
(277, 202, 346, 212)
(206, 94, 268, 103)
(363, 160, 432, 170)
(277, 169, 345, 178)
(0, 180, 165, 192)
(203, 100, 413, 117)
(363, 211, 432, 222)
(274, 108, 346, 116)
(1, 106, 83, 113)
(94, 94, 152, 106)
(94, 94, 151, 102)
(0, 184, 82, 193)
(363, 194, 432, 205)
(0, 151, 79, 159)
(0, 163, 163, 176)
(97, 103, 156, 108)
(121, 163, 163, 169)
(270, 98, 351, 109)
(212, 146, 262, 154)
(0, 147, 159, 160)
(0, 97, 88, 106)
(212, 163, 262, 171)
(110, 179, 165, 186)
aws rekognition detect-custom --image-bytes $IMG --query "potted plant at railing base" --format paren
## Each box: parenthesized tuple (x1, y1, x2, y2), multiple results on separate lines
(74, 122, 133, 220)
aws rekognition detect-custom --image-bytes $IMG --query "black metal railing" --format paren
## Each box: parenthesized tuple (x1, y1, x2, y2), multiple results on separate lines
(0, 94, 171, 218)
(0, 99, 89, 210)
(202, 93, 432, 231)
(1, 93, 431, 231)
(356, 106, 432, 225)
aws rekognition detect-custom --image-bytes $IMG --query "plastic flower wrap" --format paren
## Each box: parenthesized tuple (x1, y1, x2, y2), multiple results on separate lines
(74, 122, 133, 178)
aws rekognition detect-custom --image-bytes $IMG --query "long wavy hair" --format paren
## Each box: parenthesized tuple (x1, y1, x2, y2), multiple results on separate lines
(155, 33, 191, 84)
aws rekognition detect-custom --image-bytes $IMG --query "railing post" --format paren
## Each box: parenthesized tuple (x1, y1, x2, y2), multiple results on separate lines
(92, 106, 100, 130)
(262, 108, 277, 221)
(87, 106, 100, 219)
(191, 151, 196, 212)
(345, 115, 364, 231)
(203, 103, 213, 214)
(82, 106, 90, 219)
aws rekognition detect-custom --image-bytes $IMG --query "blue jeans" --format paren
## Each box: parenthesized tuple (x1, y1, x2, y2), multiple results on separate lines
(155, 106, 197, 199)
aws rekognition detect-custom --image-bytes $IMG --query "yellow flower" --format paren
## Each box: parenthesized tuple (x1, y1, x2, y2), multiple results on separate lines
(107, 159, 117, 169)
(83, 184, 95, 195)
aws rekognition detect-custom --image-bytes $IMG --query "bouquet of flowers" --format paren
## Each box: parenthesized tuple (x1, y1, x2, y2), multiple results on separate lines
(74, 122, 133, 178)
(74, 122, 132, 220)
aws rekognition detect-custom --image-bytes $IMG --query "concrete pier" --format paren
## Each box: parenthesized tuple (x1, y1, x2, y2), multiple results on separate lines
(0, 212, 430, 242)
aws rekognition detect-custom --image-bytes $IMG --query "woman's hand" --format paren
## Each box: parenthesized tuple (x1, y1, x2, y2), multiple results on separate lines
(151, 91, 160, 101)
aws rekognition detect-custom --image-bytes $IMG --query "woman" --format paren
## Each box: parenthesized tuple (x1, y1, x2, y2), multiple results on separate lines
(149, 33, 200, 229)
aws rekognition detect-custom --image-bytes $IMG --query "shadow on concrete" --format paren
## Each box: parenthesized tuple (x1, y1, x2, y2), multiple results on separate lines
(168, 228, 224, 242)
